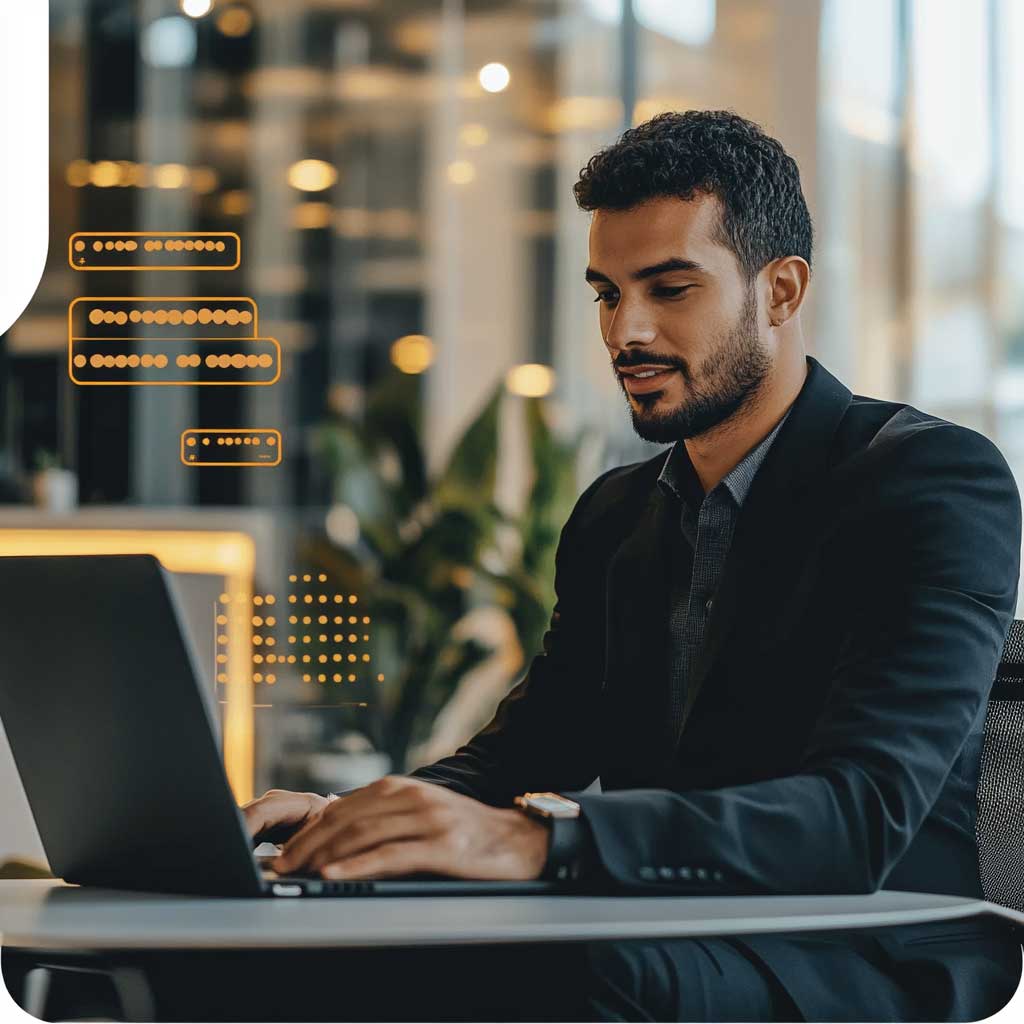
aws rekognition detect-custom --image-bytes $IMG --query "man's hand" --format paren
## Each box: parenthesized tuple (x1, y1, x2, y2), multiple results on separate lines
(241, 789, 332, 845)
(272, 776, 551, 880)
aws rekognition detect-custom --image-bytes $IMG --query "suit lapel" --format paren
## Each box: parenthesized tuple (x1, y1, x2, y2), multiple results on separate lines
(669, 356, 854, 749)
(604, 468, 690, 771)
(604, 476, 677, 689)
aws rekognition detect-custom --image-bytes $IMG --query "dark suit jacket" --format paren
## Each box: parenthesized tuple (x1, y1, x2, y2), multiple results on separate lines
(415, 355, 1024, 1021)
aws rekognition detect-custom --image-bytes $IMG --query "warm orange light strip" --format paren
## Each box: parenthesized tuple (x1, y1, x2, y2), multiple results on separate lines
(0, 529, 256, 802)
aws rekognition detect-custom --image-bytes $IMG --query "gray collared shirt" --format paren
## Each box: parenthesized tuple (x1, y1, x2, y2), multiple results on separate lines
(656, 409, 792, 742)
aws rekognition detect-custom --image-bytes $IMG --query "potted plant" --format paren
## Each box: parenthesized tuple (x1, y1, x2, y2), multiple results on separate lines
(304, 367, 589, 772)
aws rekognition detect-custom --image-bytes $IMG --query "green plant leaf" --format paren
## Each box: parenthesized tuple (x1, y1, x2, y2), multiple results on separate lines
(433, 380, 502, 512)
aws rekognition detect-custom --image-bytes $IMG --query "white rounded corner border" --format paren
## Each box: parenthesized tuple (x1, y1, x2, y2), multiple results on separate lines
(0, 4, 48, 338)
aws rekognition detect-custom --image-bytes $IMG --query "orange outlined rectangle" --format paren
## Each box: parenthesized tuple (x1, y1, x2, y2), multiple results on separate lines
(69, 232, 241, 270)
(70, 297, 257, 339)
(69, 338, 280, 386)
(182, 429, 282, 466)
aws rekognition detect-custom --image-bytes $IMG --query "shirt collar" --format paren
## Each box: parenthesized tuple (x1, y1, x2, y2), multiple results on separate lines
(657, 407, 791, 510)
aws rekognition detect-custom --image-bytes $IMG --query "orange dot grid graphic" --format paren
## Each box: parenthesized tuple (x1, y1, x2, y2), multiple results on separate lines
(214, 580, 379, 705)
(69, 231, 241, 271)
(67, 296, 277, 386)
(181, 429, 282, 467)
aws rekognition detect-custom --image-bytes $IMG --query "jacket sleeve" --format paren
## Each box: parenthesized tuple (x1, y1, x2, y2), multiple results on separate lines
(409, 466, 620, 806)
(570, 424, 1022, 895)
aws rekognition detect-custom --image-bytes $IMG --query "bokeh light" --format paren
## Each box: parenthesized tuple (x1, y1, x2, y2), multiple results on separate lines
(287, 159, 338, 192)
(390, 334, 435, 374)
(505, 362, 556, 397)
(478, 62, 510, 93)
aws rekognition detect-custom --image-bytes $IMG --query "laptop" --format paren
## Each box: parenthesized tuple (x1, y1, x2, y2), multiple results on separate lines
(0, 554, 564, 898)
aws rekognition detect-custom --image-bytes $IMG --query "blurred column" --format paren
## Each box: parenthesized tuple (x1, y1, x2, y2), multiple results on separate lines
(326, 20, 372, 399)
(134, 0, 197, 504)
(816, 0, 904, 397)
(905, 0, 995, 432)
(550, 4, 639, 481)
(423, 0, 529, 513)
(243, 3, 308, 508)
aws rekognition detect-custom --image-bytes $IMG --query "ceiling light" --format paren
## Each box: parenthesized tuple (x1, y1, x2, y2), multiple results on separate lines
(181, 0, 214, 18)
(478, 62, 510, 93)
(141, 16, 197, 68)
(153, 163, 189, 189)
(287, 159, 338, 192)
(216, 5, 252, 36)
(505, 363, 556, 397)
(390, 334, 434, 375)
(446, 160, 475, 185)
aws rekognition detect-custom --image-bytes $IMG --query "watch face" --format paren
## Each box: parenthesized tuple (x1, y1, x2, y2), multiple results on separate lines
(523, 792, 580, 818)
(531, 796, 569, 813)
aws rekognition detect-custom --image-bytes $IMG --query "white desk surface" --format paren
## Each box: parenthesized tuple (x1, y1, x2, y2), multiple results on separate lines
(1, 881, 1022, 951)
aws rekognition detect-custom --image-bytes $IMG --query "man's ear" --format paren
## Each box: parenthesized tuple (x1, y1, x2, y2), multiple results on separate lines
(765, 256, 810, 327)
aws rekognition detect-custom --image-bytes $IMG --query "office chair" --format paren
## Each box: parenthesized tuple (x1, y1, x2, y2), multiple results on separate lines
(976, 618, 1024, 912)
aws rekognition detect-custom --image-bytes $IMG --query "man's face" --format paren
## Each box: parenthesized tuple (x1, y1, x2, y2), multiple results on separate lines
(586, 194, 772, 443)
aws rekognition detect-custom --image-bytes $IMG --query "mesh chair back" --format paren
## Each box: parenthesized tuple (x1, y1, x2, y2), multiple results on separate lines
(976, 619, 1024, 911)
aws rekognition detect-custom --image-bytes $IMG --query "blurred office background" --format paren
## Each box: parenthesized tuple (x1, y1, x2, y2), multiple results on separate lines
(2, 0, 1024, 865)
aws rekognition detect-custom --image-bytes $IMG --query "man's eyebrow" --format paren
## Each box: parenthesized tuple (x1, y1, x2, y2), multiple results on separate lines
(584, 257, 706, 285)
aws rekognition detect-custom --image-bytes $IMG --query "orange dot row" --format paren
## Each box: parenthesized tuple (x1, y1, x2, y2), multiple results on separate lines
(287, 594, 359, 604)
(78, 240, 139, 252)
(75, 353, 169, 369)
(185, 434, 277, 447)
(291, 633, 363, 643)
(74, 352, 272, 371)
(252, 654, 293, 664)
(290, 653, 370, 664)
(290, 574, 330, 583)
(211, 354, 274, 369)
(170, 353, 273, 369)
(217, 671, 278, 683)
(143, 239, 227, 252)
(289, 615, 369, 625)
(87, 307, 252, 325)
(220, 673, 375, 684)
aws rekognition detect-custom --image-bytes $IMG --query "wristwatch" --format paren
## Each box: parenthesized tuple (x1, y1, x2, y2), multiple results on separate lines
(514, 791, 581, 820)
(514, 792, 588, 881)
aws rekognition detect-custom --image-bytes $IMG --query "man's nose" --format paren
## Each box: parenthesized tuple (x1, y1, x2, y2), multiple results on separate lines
(604, 303, 657, 352)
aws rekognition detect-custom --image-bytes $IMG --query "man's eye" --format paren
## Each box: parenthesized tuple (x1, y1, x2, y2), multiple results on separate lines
(592, 286, 690, 305)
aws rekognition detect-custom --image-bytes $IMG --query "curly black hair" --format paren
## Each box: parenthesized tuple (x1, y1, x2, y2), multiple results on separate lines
(573, 109, 812, 283)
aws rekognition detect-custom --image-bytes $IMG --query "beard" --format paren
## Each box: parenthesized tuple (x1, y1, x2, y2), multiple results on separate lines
(619, 285, 771, 443)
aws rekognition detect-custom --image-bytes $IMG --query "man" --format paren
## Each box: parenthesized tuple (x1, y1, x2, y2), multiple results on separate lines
(245, 110, 1024, 1021)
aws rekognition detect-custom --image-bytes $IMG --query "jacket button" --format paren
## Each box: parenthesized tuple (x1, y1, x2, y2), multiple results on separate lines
(677, 867, 692, 880)
(696, 867, 708, 881)
(658, 866, 675, 881)
(639, 866, 657, 881)
(705, 597, 714, 613)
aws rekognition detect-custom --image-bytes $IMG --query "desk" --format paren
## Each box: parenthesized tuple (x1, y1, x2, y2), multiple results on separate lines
(3, 881, 1022, 1021)
(2, 879, 1022, 950)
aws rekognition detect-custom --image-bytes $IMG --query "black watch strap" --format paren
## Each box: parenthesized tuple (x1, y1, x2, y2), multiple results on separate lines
(541, 815, 594, 882)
